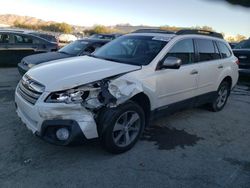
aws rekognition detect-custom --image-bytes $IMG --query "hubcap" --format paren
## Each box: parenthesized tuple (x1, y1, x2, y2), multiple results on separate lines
(216, 85, 228, 108)
(112, 111, 141, 147)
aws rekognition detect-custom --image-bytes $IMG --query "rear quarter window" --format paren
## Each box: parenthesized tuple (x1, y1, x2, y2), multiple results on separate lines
(14, 34, 33, 44)
(216, 41, 231, 58)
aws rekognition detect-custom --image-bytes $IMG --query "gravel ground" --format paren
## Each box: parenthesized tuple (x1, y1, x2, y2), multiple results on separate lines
(0, 68, 250, 188)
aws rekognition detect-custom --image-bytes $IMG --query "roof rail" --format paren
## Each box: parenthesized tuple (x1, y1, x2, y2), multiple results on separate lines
(133, 29, 175, 34)
(176, 29, 223, 39)
(0, 29, 25, 33)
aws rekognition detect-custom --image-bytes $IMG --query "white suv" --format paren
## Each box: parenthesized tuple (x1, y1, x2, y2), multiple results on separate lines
(15, 29, 239, 153)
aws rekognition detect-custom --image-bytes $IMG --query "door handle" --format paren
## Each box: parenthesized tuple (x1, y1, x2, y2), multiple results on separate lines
(218, 65, 223, 69)
(190, 70, 198, 75)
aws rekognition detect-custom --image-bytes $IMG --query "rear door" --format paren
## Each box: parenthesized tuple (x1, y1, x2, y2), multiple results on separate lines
(0, 33, 12, 66)
(9, 34, 38, 65)
(194, 38, 221, 96)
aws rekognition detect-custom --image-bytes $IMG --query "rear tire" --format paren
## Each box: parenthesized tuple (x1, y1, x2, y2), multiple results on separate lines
(209, 81, 230, 112)
(99, 101, 145, 154)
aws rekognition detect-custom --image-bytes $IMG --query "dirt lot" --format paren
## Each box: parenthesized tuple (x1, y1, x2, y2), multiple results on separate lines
(0, 68, 250, 188)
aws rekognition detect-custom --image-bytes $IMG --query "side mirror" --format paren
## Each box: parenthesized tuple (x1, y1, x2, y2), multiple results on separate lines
(159, 56, 182, 69)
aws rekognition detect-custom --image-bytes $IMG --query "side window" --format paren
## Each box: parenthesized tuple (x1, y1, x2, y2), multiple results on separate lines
(33, 38, 42, 44)
(91, 43, 104, 53)
(166, 39, 195, 65)
(196, 39, 220, 62)
(84, 46, 96, 54)
(0, 34, 10, 44)
(216, 41, 231, 58)
(213, 41, 221, 59)
(14, 35, 33, 44)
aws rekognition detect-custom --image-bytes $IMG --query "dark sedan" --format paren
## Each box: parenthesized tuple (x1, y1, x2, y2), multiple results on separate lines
(233, 39, 250, 76)
(0, 31, 58, 67)
(89, 33, 122, 40)
(17, 38, 109, 75)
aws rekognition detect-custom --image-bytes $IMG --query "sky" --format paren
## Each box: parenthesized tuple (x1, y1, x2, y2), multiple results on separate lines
(0, 0, 249, 37)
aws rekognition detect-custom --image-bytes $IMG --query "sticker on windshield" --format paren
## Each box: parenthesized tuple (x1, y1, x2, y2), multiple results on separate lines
(80, 41, 89, 44)
(152, 36, 172, 42)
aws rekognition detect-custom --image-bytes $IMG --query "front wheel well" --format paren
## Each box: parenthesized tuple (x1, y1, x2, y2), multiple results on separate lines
(130, 93, 151, 126)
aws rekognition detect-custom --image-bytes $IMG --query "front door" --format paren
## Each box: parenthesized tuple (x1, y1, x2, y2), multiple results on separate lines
(155, 38, 198, 108)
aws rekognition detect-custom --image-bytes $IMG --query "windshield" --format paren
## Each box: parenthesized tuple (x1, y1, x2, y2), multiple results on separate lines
(59, 40, 89, 55)
(93, 35, 168, 66)
(234, 40, 250, 49)
(89, 34, 114, 40)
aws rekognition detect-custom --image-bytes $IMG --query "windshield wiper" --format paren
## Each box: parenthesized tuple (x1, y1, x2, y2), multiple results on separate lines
(87, 54, 97, 58)
(87, 54, 137, 65)
(59, 51, 71, 55)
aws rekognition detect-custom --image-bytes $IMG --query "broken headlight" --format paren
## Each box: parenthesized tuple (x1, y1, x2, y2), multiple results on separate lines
(46, 89, 89, 104)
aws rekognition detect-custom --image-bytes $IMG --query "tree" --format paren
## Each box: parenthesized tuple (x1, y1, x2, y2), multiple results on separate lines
(85, 25, 120, 35)
(159, 25, 215, 32)
(159, 26, 181, 32)
(13, 21, 72, 33)
(41, 23, 72, 33)
(226, 36, 236, 42)
(235, 34, 247, 42)
(198, 26, 214, 31)
(225, 34, 247, 42)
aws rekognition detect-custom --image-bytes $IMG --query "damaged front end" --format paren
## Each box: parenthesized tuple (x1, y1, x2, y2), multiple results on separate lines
(38, 76, 143, 143)
(45, 76, 143, 110)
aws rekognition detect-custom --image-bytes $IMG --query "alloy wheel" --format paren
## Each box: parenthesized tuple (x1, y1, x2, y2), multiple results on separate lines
(112, 111, 141, 147)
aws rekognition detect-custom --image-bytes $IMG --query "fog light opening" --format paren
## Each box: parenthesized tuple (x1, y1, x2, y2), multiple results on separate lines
(56, 128, 70, 141)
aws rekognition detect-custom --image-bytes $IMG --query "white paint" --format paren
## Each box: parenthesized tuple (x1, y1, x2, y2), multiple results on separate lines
(16, 32, 239, 141)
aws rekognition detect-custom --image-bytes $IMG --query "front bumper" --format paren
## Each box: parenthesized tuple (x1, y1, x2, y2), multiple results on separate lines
(17, 63, 29, 76)
(38, 120, 88, 145)
(15, 89, 99, 145)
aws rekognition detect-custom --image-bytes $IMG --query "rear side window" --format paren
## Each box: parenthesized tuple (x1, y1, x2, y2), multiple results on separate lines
(216, 41, 231, 58)
(0, 34, 10, 44)
(166, 39, 195, 65)
(31, 33, 57, 43)
(14, 35, 33, 44)
(87, 43, 105, 53)
(196, 39, 220, 62)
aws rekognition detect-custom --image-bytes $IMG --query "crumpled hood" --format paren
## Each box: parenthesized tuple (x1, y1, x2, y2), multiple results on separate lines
(23, 52, 73, 65)
(26, 56, 141, 92)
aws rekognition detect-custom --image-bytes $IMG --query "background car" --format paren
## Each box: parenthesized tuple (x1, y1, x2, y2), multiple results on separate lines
(17, 38, 110, 75)
(58, 34, 77, 43)
(233, 38, 250, 75)
(89, 33, 122, 40)
(0, 30, 58, 67)
(26, 31, 59, 44)
(229, 42, 238, 49)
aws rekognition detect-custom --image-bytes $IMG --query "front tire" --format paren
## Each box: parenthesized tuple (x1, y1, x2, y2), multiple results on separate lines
(209, 81, 230, 112)
(99, 101, 145, 154)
